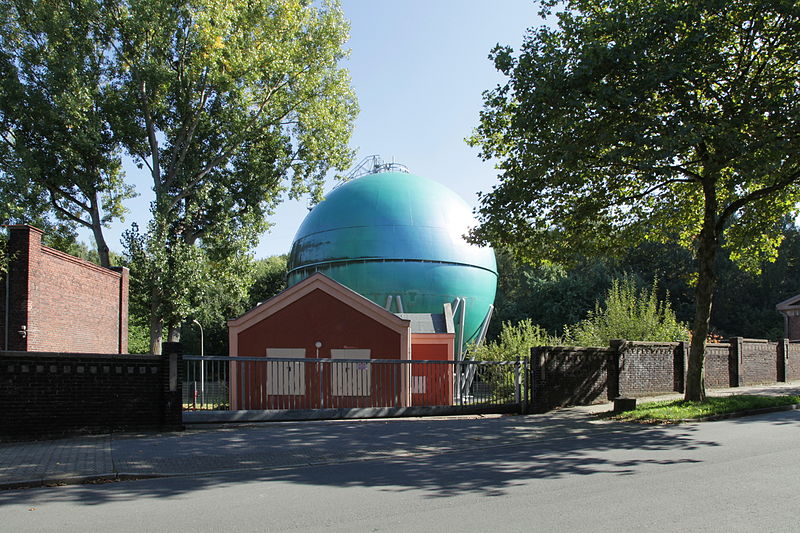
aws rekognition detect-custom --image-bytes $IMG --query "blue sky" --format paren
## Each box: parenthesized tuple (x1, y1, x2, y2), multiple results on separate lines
(91, 0, 543, 258)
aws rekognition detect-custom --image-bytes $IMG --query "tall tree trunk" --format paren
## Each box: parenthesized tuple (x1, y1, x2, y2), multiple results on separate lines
(149, 286, 163, 355)
(88, 191, 112, 268)
(685, 181, 720, 402)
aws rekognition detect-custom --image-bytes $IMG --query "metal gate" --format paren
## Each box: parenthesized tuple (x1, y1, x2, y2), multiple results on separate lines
(183, 355, 529, 423)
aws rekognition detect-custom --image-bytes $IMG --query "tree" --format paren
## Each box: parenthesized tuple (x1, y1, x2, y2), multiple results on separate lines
(176, 255, 288, 356)
(248, 255, 288, 308)
(0, 0, 134, 267)
(469, 0, 800, 400)
(108, 0, 357, 353)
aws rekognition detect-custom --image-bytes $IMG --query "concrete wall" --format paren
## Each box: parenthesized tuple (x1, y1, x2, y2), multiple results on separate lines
(1, 225, 128, 354)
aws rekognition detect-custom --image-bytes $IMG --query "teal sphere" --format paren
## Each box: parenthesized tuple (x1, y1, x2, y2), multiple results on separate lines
(287, 171, 497, 347)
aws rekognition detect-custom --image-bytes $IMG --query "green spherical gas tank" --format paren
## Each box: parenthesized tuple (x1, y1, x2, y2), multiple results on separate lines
(287, 170, 497, 349)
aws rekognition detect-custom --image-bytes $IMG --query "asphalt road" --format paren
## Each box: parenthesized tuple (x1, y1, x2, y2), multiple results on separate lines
(1, 410, 799, 532)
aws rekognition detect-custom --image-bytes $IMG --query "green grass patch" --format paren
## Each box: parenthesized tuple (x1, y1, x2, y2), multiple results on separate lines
(613, 395, 800, 422)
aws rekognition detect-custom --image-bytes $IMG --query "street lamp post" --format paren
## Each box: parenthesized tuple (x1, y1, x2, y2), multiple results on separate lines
(192, 319, 205, 407)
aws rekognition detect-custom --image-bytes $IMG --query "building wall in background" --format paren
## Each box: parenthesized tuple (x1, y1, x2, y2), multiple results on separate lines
(0, 225, 128, 354)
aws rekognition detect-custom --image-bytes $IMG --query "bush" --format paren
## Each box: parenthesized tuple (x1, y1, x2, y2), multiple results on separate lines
(564, 276, 688, 347)
(472, 318, 562, 362)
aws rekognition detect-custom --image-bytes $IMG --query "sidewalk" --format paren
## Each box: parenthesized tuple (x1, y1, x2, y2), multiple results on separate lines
(2, 381, 799, 491)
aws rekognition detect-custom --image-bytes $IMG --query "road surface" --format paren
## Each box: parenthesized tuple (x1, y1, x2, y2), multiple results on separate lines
(1, 410, 799, 532)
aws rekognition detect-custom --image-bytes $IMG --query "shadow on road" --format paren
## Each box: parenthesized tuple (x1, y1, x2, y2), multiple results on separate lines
(0, 408, 729, 505)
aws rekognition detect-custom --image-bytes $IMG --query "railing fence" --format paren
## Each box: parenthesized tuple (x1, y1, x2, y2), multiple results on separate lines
(183, 355, 527, 421)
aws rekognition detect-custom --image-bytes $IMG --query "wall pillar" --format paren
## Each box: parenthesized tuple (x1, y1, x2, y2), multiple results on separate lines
(608, 339, 624, 399)
(110, 266, 129, 354)
(729, 337, 743, 387)
(161, 341, 184, 430)
(4, 225, 43, 351)
(777, 338, 789, 382)
(674, 342, 688, 393)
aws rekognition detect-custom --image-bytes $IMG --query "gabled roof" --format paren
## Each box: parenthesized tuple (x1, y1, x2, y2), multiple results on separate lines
(228, 272, 411, 333)
(776, 293, 800, 313)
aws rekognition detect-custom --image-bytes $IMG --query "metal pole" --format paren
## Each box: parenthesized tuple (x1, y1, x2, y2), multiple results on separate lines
(193, 319, 205, 407)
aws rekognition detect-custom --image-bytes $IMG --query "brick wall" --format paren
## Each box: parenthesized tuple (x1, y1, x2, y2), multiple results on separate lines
(739, 338, 779, 385)
(531, 346, 614, 412)
(617, 341, 678, 396)
(1, 225, 128, 353)
(0, 344, 183, 440)
(703, 343, 732, 388)
(786, 342, 800, 381)
(530, 338, 800, 411)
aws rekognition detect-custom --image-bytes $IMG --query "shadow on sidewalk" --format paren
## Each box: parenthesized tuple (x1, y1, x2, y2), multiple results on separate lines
(0, 408, 734, 505)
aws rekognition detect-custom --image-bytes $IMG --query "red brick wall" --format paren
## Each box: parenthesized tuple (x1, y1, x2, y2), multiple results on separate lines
(617, 342, 678, 396)
(740, 339, 779, 385)
(1, 226, 128, 354)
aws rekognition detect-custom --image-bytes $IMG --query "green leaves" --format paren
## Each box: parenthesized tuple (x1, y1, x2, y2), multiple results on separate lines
(471, 0, 800, 267)
(0, 0, 134, 266)
(109, 0, 357, 350)
(471, 0, 800, 399)
(564, 276, 689, 347)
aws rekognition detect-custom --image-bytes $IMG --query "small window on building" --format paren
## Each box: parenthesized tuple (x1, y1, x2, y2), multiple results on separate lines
(266, 348, 306, 395)
(330, 349, 371, 396)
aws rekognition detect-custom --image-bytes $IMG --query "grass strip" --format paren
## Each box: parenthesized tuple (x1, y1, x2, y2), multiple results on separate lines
(613, 395, 800, 422)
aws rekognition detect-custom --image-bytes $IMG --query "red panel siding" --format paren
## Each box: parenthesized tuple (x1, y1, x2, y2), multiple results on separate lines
(235, 288, 402, 409)
(411, 335, 454, 406)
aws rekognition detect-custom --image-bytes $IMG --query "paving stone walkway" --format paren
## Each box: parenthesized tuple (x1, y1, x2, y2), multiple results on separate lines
(2, 381, 799, 490)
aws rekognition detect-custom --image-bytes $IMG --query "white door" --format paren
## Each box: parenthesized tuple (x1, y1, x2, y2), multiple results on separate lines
(330, 349, 371, 396)
(266, 348, 305, 395)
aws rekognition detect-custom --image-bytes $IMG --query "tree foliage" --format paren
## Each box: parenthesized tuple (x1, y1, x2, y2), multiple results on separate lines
(472, 318, 561, 362)
(106, 0, 357, 352)
(0, 0, 135, 267)
(470, 0, 800, 400)
(177, 254, 288, 356)
(475, 276, 685, 361)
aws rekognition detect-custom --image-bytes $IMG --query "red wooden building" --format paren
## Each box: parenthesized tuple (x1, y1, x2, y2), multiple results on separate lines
(227, 273, 454, 410)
